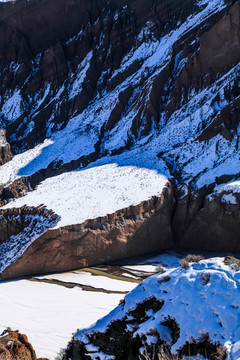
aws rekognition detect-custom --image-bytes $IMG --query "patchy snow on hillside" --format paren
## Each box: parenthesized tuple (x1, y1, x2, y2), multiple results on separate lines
(0, 90, 23, 125)
(111, 0, 226, 83)
(69, 51, 93, 99)
(0, 0, 229, 188)
(75, 258, 240, 360)
(0, 139, 52, 186)
(0, 0, 233, 197)
(3, 163, 168, 228)
(207, 180, 240, 204)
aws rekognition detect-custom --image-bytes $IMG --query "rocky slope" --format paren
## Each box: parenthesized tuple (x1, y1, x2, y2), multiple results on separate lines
(64, 257, 240, 360)
(0, 0, 240, 278)
(1, 188, 173, 280)
(0, 329, 43, 360)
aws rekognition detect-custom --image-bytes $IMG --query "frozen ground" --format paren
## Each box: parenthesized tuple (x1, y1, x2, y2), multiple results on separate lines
(35, 270, 138, 293)
(0, 279, 123, 359)
(0, 252, 182, 359)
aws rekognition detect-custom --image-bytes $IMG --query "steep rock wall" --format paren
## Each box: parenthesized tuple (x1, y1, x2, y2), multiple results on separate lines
(0, 185, 174, 280)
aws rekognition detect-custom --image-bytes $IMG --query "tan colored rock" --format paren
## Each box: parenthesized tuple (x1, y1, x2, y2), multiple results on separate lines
(0, 330, 37, 360)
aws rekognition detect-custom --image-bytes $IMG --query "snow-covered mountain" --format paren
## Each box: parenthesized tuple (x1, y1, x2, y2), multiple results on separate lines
(0, 0, 239, 279)
(66, 257, 240, 360)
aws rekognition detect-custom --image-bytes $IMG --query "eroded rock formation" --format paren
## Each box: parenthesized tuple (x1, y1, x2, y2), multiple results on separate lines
(0, 330, 38, 360)
(1, 185, 174, 280)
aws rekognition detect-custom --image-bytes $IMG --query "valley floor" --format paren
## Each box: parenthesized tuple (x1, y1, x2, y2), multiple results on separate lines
(0, 251, 182, 359)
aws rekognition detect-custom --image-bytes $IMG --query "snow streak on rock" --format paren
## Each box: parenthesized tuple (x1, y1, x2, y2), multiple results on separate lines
(0, 209, 59, 274)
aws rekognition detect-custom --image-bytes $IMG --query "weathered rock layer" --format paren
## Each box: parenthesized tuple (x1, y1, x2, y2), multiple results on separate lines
(1, 185, 174, 280)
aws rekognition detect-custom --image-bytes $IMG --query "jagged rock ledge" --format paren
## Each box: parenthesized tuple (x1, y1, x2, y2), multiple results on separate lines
(0, 205, 59, 278)
(0, 204, 58, 245)
(1, 180, 240, 281)
(0, 185, 174, 281)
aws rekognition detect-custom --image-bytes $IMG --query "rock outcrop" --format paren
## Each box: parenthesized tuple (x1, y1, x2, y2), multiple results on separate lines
(0, 131, 11, 166)
(0, 205, 58, 245)
(1, 185, 174, 280)
(177, 190, 240, 252)
(0, 330, 38, 360)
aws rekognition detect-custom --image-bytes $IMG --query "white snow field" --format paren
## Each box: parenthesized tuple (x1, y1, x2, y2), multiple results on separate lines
(0, 279, 123, 359)
(76, 257, 240, 360)
(0, 252, 180, 359)
(3, 163, 169, 228)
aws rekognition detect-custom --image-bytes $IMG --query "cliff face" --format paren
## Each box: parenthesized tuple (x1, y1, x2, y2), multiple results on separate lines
(1, 185, 174, 280)
(0, 0, 240, 279)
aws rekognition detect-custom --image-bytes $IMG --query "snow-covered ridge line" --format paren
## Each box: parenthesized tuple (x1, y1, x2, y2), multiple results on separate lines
(207, 179, 240, 204)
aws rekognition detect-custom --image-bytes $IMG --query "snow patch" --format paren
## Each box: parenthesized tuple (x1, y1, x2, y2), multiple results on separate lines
(3, 164, 168, 228)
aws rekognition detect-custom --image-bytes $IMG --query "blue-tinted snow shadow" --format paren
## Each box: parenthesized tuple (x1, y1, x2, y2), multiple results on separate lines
(16, 137, 170, 179)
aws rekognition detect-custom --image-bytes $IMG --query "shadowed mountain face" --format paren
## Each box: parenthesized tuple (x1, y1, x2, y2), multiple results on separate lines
(0, 0, 200, 152)
(0, 0, 240, 279)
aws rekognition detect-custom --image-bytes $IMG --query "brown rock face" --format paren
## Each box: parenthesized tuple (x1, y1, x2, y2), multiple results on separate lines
(1, 185, 174, 280)
(178, 195, 240, 252)
(0, 142, 11, 166)
(199, 1, 240, 76)
(0, 330, 37, 360)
